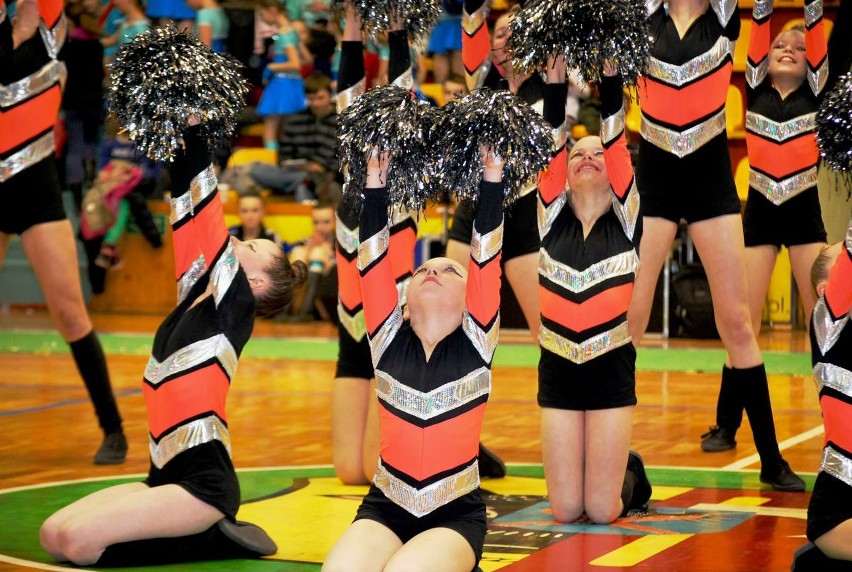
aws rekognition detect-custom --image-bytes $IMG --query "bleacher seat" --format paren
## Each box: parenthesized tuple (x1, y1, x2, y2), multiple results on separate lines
(733, 18, 752, 72)
(735, 156, 750, 202)
(726, 85, 747, 139)
(625, 96, 642, 134)
(226, 147, 278, 168)
(419, 82, 444, 106)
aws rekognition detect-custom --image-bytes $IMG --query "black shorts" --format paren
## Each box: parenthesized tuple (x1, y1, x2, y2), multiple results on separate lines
(0, 155, 67, 235)
(636, 135, 742, 224)
(537, 344, 637, 410)
(145, 440, 240, 520)
(355, 484, 487, 566)
(335, 321, 375, 380)
(743, 187, 827, 249)
(448, 192, 539, 261)
(807, 470, 852, 542)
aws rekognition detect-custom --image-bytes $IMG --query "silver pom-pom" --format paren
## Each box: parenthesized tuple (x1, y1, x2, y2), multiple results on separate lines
(108, 26, 248, 162)
(437, 88, 553, 206)
(331, 0, 390, 36)
(332, 0, 440, 38)
(338, 84, 441, 211)
(817, 72, 852, 175)
(510, 0, 650, 88)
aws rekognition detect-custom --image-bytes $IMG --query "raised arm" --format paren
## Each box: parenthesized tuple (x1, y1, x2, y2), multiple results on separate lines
(336, 3, 365, 113)
(710, 0, 739, 39)
(804, 0, 828, 97)
(746, 0, 772, 91)
(462, 0, 495, 91)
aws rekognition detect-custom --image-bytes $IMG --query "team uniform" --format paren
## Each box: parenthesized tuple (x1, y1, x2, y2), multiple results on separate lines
(637, 0, 741, 223)
(0, 0, 67, 235)
(257, 29, 306, 117)
(807, 223, 852, 543)
(143, 128, 254, 520)
(742, 0, 828, 248)
(537, 76, 640, 411)
(355, 177, 504, 564)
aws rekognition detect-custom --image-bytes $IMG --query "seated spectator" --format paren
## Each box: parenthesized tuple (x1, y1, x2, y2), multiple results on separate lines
(287, 200, 336, 321)
(441, 72, 467, 104)
(248, 72, 341, 204)
(228, 190, 282, 243)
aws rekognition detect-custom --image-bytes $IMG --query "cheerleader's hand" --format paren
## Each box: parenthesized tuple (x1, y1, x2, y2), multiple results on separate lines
(481, 145, 505, 183)
(366, 147, 391, 189)
(603, 60, 618, 78)
(12, 0, 40, 49)
(546, 53, 567, 84)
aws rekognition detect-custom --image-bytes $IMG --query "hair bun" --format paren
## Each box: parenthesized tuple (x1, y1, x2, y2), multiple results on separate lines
(291, 260, 310, 286)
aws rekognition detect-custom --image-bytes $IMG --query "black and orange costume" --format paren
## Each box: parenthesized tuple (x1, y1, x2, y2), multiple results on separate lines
(636, 0, 741, 223)
(143, 128, 254, 519)
(353, 178, 504, 562)
(743, 0, 828, 248)
(807, 223, 852, 545)
(537, 75, 640, 410)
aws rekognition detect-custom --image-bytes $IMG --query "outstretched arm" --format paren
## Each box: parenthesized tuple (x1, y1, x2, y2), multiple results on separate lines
(746, 0, 772, 92)
(804, 0, 828, 97)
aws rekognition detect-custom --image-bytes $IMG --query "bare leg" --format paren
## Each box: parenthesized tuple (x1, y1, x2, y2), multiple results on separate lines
(0, 231, 11, 270)
(384, 527, 476, 572)
(583, 407, 634, 524)
(504, 252, 542, 342)
(431, 53, 449, 84)
(449, 50, 464, 78)
(744, 245, 778, 336)
(815, 520, 852, 560)
(789, 242, 826, 323)
(322, 519, 402, 572)
(262, 115, 281, 149)
(332, 376, 374, 485)
(541, 408, 585, 523)
(627, 217, 679, 345)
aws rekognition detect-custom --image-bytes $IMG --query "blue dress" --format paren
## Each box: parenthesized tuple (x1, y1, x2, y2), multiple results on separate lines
(146, 0, 196, 21)
(256, 30, 306, 116)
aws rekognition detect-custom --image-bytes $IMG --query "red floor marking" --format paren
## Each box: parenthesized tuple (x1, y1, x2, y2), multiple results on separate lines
(498, 533, 636, 571)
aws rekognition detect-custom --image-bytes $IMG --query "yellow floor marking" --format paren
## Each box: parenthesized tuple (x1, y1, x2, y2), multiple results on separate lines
(651, 486, 693, 501)
(479, 551, 530, 571)
(690, 503, 807, 519)
(481, 476, 549, 496)
(590, 534, 694, 567)
(720, 496, 772, 507)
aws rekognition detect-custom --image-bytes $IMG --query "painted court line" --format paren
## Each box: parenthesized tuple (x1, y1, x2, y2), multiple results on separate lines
(0, 555, 89, 571)
(722, 424, 825, 470)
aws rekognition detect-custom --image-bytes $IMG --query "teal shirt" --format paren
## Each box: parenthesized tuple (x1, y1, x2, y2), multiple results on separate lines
(196, 7, 229, 51)
(285, 0, 330, 27)
(119, 19, 151, 45)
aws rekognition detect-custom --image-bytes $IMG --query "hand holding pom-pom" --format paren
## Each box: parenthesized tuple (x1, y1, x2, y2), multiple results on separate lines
(816, 72, 852, 177)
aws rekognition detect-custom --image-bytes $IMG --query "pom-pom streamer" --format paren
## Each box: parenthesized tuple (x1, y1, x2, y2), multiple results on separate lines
(817, 72, 852, 175)
(337, 84, 441, 211)
(331, 0, 440, 38)
(108, 27, 248, 162)
(436, 88, 553, 206)
(509, 0, 650, 88)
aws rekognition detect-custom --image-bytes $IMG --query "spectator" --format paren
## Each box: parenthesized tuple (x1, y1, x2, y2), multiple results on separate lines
(287, 200, 336, 321)
(228, 190, 282, 243)
(186, 0, 228, 52)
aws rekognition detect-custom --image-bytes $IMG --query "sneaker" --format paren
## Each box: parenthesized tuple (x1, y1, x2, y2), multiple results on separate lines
(626, 450, 653, 510)
(478, 442, 506, 479)
(216, 519, 278, 556)
(760, 459, 805, 492)
(700, 426, 737, 452)
(94, 431, 128, 465)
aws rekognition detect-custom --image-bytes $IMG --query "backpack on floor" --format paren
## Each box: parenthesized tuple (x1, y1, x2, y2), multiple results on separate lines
(670, 264, 719, 339)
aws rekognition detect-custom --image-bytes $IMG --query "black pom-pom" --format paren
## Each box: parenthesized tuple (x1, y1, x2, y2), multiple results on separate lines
(817, 72, 852, 175)
(108, 26, 248, 162)
(331, 0, 440, 38)
(436, 88, 553, 206)
(510, 0, 650, 88)
(338, 84, 441, 211)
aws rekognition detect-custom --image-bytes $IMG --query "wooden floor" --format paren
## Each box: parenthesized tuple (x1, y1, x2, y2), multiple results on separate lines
(0, 307, 826, 571)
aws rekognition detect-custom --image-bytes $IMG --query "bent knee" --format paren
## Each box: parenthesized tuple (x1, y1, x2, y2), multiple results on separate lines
(585, 505, 621, 525)
(550, 500, 584, 524)
(333, 463, 369, 486)
(52, 525, 101, 566)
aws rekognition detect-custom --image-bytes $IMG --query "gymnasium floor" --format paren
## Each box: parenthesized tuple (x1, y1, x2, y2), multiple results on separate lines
(0, 308, 824, 571)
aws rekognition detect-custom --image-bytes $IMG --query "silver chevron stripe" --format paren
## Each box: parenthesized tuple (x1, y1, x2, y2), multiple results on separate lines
(375, 366, 490, 420)
(463, 310, 500, 363)
(846, 221, 852, 253)
(710, 0, 738, 26)
(646, 0, 663, 15)
(177, 255, 207, 304)
(338, 305, 367, 341)
(752, 0, 773, 20)
(612, 182, 640, 241)
(374, 459, 480, 518)
(814, 362, 852, 399)
(211, 241, 239, 307)
(746, 59, 768, 89)
(0, 60, 66, 108)
(600, 109, 625, 146)
(641, 109, 727, 157)
(467, 57, 493, 92)
(336, 217, 359, 254)
(539, 249, 638, 294)
(812, 297, 850, 356)
(645, 36, 732, 87)
(821, 445, 852, 489)
(169, 164, 217, 224)
(750, 167, 817, 205)
(805, 0, 823, 26)
(144, 334, 238, 386)
(551, 117, 570, 152)
(539, 322, 632, 364)
(538, 191, 568, 239)
(150, 415, 231, 469)
(462, 1, 488, 35)
(0, 131, 54, 183)
(746, 112, 815, 142)
(808, 59, 828, 97)
(38, 13, 67, 58)
(336, 78, 366, 113)
(392, 68, 413, 90)
(370, 305, 403, 366)
(358, 227, 389, 271)
(470, 225, 503, 265)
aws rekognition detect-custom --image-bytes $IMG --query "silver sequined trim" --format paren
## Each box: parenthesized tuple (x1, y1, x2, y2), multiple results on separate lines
(463, 310, 500, 364)
(646, 0, 663, 16)
(0, 131, 54, 182)
(805, 0, 823, 26)
(393, 68, 413, 91)
(339, 305, 367, 341)
(538, 191, 568, 240)
(468, 58, 493, 92)
(746, 112, 815, 142)
(539, 249, 638, 293)
(211, 241, 239, 307)
(336, 217, 359, 254)
(821, 445, 852, 489)
(0, 60, 66, 108)
(600, 109, 625, 147)
(612, 181, 640, 241)
(38, 13, 67, 59)
(144, 334, 238, 386)
(750, 167, 817, 205)
(375, 366, 490, 420)
(539, 321, 632, 364)
(358, 227, 389, 271)
(336, 78, 366, 113)
(462, 1, 488, 35)
(374, 459, 480, 518)
(170, 164, 217, 224)
(645, 36, 732, 88)
(397, 275, 411, 308)
(551, 117, 570, 152)
(177, 255, 207, 304)
(641, 108, 727, 157)
(808, 58, 828, 97)
(470, 224, 503, 265)
(746, 59, 768, 89)
(149, 415, 231, 469)
(370, 305, 403, 366)
(710, 0, 738, 27)
(814, 362, 852, 399)
(812, 297, 849, 356)
(752, 0, 773, 20)
(0, 3, 6, 23)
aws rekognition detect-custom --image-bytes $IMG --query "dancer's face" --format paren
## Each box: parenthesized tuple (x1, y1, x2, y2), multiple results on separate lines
(230, 237, 282, 295)
(566, 136, 608, 192)
(491, 14, 513, 68)
(407, 257, 467, 320)
(768, 30, 807, 84)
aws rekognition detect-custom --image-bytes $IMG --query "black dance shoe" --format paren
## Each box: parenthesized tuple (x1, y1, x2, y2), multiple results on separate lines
(760, 459, 805, 492)
(700, 426, 737, 452)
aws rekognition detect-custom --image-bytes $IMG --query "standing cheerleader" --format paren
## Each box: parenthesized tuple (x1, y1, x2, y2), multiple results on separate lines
(187, 0, 229, 53)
